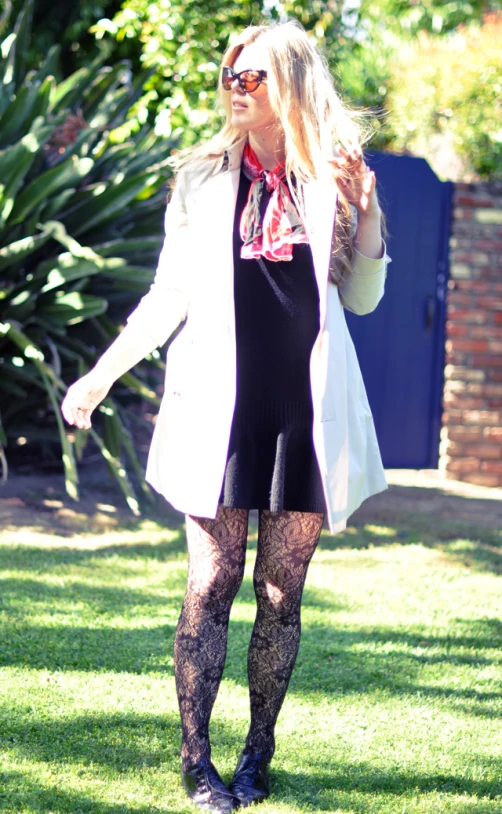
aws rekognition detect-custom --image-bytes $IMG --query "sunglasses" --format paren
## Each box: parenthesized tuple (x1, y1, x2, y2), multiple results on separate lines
(221, 66, 268, 93)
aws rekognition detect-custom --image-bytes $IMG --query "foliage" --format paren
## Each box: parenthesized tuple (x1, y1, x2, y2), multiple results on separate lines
(335, 2, 502, 178)
(6, 0, 126, 75)
(0, 0, 180, 510)
(384, 12, 502, 179)
(355, 0, 501, 36)
(335, 39, 395, 151)
(90, 0, 353, 147)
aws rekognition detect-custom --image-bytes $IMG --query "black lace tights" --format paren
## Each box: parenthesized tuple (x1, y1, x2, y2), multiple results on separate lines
(174, 505, 324, 770)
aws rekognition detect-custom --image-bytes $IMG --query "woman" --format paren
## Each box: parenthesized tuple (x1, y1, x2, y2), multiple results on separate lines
(62, 19, 390, 813)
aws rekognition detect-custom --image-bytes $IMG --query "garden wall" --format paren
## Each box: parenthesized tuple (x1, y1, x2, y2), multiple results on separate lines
(440, 181, 502, 487)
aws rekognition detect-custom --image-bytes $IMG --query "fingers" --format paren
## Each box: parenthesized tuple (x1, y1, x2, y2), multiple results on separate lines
(63, 405, 92, 430)
(61, 395, 74, 426)
(361, 172, 379, 214)
(329, 151, 367, 183)
(61, 394, 93, 430)
(60, 371, 111, 430)
(363, 169, 376, 192)
(328, 157, 375, 188)
(74, 408, 92, 431)
(338, 145, 360, 156)
(356, 167, 376, 206)
(338, 145, 363, 165)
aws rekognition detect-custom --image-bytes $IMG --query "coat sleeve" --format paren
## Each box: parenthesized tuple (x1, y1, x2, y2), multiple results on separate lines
(125, 167, 190, 348)
(338, 239, 391, 316)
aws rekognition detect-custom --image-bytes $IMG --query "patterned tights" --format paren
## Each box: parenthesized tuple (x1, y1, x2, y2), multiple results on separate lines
(174, 505, 324, 771)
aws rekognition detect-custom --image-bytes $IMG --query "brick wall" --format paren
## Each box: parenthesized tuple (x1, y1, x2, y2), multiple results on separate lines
(440, 181, 502, 487)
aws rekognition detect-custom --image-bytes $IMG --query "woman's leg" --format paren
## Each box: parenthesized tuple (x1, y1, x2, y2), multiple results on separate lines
(174, 505, 249, 771)
(245, 509, 324, 760)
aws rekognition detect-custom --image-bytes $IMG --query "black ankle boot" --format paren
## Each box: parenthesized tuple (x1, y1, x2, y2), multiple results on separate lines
(181, 757, 239, 813)
(229, 751, 271, 807)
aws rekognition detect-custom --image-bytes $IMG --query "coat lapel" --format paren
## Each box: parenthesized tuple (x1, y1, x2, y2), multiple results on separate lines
(186, 138, 246, 299)
(303, 177, 338, 330)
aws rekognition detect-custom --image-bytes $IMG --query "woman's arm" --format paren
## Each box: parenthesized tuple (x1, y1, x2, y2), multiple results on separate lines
(352, 209, 384, 260)
(337, 207, 390, 316)
(60, 323, 158, 430)
(62, 167, 191, 429)
(338, 242, 390, 316)
(328, 147, 390, 315)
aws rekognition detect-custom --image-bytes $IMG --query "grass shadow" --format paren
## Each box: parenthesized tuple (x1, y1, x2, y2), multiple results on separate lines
(272, 760, 502, 810)
(0, 771, 177, 814)
(0, 534, 188, 573)
(317, 485, 502, 574)
(0, 710, 244, 813)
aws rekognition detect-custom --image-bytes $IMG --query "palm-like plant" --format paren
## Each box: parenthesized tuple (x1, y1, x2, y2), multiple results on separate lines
(0, 0, 179, 512)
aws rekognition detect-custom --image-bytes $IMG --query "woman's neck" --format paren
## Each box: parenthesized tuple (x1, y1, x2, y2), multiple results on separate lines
(248, 128, 286, 170)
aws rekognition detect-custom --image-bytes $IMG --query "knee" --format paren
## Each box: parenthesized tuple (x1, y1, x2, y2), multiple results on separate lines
(189, 562, 245, 608)
(253, 571, 301, 620)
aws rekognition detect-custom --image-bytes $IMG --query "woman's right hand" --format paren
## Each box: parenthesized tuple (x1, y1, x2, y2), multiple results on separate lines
(61, 369, 114, 430)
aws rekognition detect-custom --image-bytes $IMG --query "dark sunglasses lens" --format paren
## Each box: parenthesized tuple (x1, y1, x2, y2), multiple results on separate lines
(221, 68, 233, 89)
(241, 70, 260, 91)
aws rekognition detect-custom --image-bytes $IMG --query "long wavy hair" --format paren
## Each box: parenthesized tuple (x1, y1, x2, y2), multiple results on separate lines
(169, 19, 380, 285)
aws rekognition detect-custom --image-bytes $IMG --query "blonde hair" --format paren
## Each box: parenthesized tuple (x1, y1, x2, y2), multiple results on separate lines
(170, 19, 379, 285)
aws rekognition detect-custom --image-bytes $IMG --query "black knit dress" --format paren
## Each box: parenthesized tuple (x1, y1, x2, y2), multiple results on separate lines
(218, 166, 327, 514)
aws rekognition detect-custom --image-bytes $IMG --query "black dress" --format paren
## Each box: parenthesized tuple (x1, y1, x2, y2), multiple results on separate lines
(218, 166, 327, 514)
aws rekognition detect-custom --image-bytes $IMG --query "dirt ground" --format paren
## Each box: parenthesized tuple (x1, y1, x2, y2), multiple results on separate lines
(354, 468, 502, 532)
(0, 466, 500, 538)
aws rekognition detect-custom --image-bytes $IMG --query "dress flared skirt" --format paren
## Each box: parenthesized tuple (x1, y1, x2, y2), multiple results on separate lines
(219, 400, 326, 514)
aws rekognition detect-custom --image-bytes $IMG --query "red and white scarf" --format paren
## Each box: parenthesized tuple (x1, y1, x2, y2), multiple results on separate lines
(239, 141, 309, 262)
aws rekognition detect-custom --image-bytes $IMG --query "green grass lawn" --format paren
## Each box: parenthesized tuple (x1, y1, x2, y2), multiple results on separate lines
(0, 509, 501, 813)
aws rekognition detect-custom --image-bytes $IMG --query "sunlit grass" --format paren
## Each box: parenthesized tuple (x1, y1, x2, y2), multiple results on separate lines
(1, 514, 501, 812)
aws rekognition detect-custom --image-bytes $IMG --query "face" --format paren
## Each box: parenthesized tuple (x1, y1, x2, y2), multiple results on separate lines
(227, 41, 278, 134)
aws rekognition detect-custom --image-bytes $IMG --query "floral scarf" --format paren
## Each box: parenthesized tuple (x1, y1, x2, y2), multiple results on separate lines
(239, 140, 309, 262)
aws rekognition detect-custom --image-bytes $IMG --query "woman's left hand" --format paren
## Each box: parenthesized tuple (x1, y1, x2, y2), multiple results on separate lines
(328, 146, 380, 219)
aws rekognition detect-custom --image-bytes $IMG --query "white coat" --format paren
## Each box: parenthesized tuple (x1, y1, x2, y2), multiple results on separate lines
(126, 134, 391, 533)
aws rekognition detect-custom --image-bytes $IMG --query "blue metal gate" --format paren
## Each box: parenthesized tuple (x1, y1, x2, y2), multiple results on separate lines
(345, 152, 452, 468)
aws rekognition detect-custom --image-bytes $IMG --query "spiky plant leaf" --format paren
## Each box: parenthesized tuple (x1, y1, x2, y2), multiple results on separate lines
(0, 1, 178, 511)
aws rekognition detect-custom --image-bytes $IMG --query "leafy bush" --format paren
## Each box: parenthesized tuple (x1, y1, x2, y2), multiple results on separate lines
(0, 0, 180, 511)
(89, 0, 355, 148)
(379, 12, 502, 179)
(7, 0, 126, 75)
(356, 0, 501, 36)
